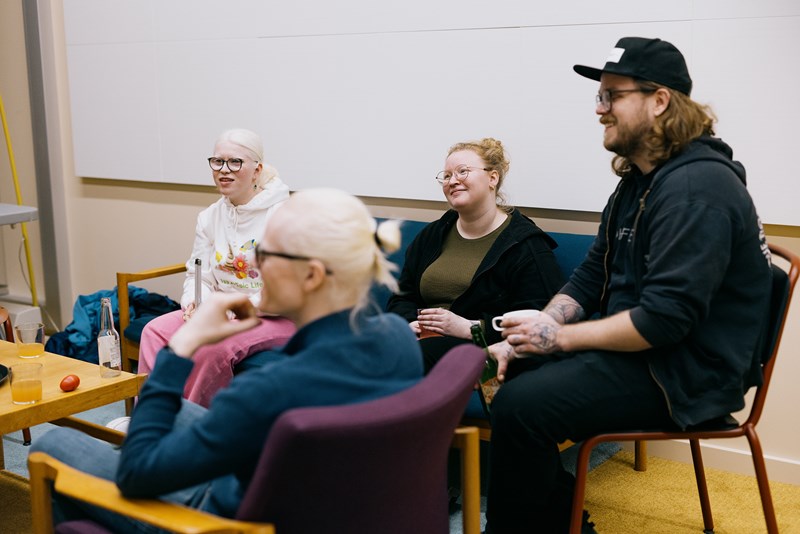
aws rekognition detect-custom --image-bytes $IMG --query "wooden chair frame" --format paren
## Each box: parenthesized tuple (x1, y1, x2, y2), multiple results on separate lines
(116, 263, 185, 413)
(0, 306, 13, 342)
(568, 243, 799, 534)
(28, 450, 274, 534)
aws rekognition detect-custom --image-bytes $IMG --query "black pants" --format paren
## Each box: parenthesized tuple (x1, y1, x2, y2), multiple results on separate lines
(419, 335, 472, 373)
(485, 350, 675, 533)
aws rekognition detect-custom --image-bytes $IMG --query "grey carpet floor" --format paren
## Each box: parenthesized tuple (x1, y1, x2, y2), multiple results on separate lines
(2, 400, 125, 477)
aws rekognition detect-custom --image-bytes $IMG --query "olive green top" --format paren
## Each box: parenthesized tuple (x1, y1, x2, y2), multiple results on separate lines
(420, 215, 510, 308)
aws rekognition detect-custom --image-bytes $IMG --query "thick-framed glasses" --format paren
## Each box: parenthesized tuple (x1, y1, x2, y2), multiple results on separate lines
(255, 247, 333, 275)
(208, 157, 249, 172)
(435, 165, 490, 185)
(595, 88, 656, 112)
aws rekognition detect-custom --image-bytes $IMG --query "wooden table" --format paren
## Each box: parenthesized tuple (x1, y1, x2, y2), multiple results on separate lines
(0, 340, 145, 469)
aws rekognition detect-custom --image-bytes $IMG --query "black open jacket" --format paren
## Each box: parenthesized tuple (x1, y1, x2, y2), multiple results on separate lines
(387, 209, 564, 345)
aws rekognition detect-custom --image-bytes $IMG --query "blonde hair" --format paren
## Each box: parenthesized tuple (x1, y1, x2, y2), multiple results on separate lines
(448, 137, 511, 210)
(273, 189, 401, 314)
(215, 128, 279, 189)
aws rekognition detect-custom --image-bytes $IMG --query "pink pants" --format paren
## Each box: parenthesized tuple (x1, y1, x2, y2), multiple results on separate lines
(137, 309, 296, 407)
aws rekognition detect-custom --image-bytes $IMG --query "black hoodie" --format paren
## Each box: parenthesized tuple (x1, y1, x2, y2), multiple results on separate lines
(562, 136, 772, 429)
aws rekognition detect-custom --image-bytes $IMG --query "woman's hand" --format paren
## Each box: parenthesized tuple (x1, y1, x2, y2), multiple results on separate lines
(169, 293, 260, 358)
(409, 320, 422, 336)
(182, 303, 196, 322)
(416, 308, 473, 339)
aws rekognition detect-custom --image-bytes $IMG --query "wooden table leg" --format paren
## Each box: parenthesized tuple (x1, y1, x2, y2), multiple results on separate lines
(634, 440, 647, 471)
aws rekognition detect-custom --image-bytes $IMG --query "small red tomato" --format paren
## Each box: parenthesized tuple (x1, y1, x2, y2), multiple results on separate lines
(59, 374, 80, 392)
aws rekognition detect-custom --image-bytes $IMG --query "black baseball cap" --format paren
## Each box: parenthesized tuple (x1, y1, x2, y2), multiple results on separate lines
(573, 37, 692, 96)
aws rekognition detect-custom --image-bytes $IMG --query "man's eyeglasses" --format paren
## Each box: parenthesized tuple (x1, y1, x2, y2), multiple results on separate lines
(435, 165, 490, 185)
(595, 88, 656, 113)
(208, 157, 250, 172)
(255, 247, 333, 275)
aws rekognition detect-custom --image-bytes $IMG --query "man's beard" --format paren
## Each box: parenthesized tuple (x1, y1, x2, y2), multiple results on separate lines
(602, 112, 652, 158)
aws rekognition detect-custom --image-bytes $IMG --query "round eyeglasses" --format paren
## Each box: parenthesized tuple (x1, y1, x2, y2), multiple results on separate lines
(255, 247, 333, 275)
(208, 157, 251, 172)
(595, 88, 656, 113)
(435, 165, 490, 185)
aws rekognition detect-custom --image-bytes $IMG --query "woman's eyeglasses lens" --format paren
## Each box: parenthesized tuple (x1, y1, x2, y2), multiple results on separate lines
(208, 157, 244, 172)
(435, 166, 472, 184)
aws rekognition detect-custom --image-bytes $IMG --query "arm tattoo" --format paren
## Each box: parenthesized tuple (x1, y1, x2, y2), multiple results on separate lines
(544, 294, 585, 324)
(532, 323, 560, 352)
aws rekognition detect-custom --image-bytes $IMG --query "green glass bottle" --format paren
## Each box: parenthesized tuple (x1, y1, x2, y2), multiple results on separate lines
(471, 323, 499, 416)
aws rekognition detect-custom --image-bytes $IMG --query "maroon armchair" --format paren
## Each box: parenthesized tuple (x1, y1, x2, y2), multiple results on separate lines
(30, 343, 487, 534)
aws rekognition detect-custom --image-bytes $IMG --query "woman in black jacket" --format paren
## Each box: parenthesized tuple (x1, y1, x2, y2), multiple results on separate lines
(387, 138, 564, 372)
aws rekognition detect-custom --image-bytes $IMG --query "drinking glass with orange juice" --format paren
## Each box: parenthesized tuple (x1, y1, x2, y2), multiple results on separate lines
(10, 362, 43, 404)
(15, 322, 45, 358)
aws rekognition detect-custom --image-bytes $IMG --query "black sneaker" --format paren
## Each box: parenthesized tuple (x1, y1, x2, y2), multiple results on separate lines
(582, 510, 598, 534)
(482, 512, 595, 533)
(447, 486, 461, 515)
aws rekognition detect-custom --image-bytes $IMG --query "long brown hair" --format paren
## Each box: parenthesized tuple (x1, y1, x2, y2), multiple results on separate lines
(612, 81, 717, 178)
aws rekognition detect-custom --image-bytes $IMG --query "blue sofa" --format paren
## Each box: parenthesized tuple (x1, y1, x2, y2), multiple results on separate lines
(373, 218, 595, 312)
(371, 218, 596, 419)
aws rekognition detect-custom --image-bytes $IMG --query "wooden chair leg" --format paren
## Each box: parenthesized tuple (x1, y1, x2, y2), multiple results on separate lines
(23, 427, 32, 446)
(634, 439, 647, 471)
(125, 397, 135, 416)
(453, 427, 481, 534)
(28, 452, 56, 534)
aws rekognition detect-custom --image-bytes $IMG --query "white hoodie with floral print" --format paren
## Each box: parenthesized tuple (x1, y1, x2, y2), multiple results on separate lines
(181, 176, 290, 309)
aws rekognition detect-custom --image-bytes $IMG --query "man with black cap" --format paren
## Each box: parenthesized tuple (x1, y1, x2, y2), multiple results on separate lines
(484, 37, 772, 533)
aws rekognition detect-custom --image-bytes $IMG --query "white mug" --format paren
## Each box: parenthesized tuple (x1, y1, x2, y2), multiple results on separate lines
(491, 309, 540, 331)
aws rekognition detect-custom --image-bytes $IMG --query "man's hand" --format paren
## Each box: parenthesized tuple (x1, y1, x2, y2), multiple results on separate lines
(169, 293, 260, 358)
(502, 313, 564, 355)
(488, 340, 517, 383)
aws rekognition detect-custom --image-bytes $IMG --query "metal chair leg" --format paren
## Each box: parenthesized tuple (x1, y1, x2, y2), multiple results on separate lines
(689, 439, 714, 533)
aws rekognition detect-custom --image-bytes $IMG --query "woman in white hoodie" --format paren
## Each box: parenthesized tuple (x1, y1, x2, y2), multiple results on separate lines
(137, 129, 296, 407)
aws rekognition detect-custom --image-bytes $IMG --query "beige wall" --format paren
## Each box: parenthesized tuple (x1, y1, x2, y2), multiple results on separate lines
(2, 1, 799, 485)
(0, 0, 43, 306)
